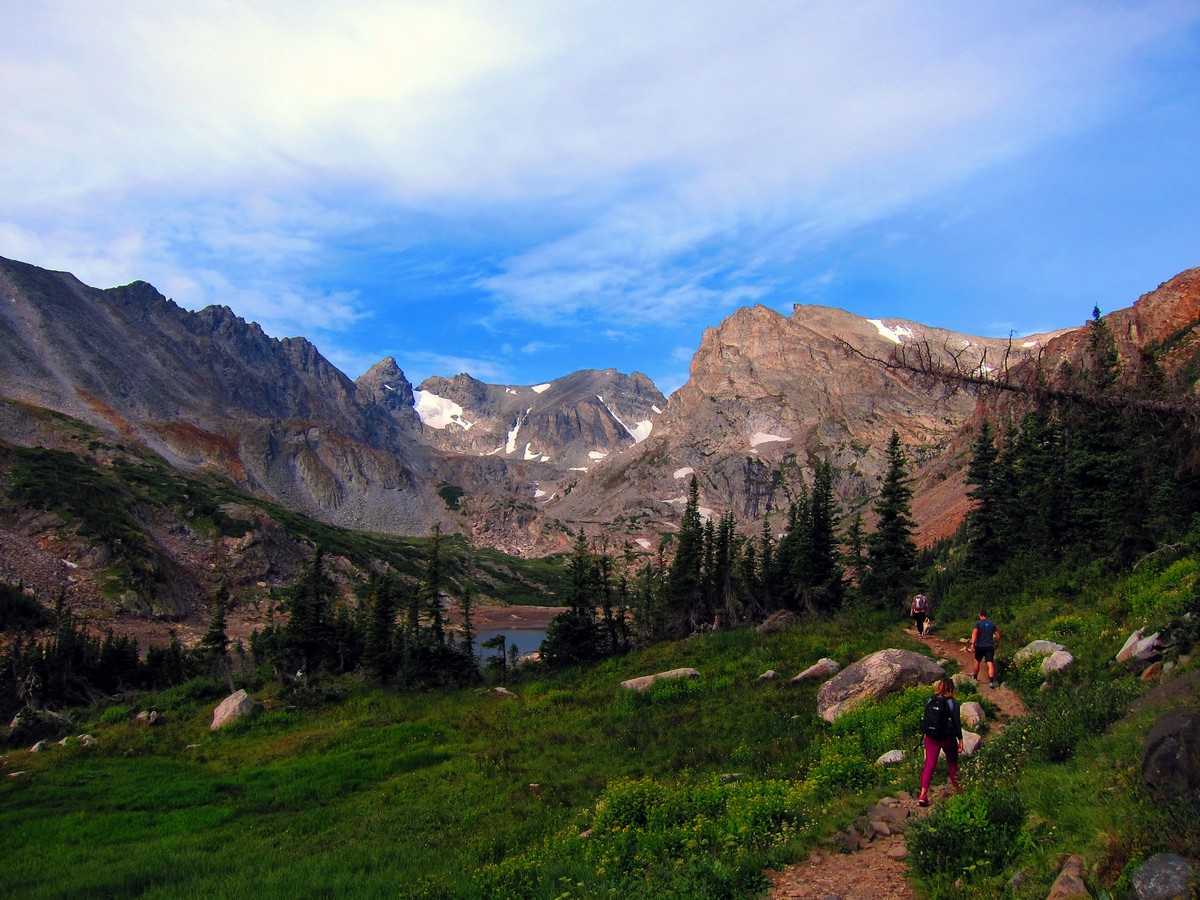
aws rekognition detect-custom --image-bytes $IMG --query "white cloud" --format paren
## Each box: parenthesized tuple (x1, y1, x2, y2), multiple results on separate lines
(1, 0, 1195, 373)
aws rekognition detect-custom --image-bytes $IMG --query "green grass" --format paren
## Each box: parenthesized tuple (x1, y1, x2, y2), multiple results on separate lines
(4, 559, 1199, 898)
(1, 619, 886, 898)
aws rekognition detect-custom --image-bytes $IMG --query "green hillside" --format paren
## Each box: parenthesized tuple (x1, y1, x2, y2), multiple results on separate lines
(2, 551, 1197, 898)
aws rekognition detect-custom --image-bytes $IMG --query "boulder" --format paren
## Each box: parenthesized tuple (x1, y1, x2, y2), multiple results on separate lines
(951, 673, 976, 691)
(210, 690, 259, 731)
(1142, 707, 1200, 802)
(1131, 853, 1198, 900)
(1014, 640, 1066, 664)
(491, 687, 517, 699)
(877, 749, 905, 766)
(1141, 662, 1164, 683)
(1042, 650, 1075, 676)
(1123, 632, 1165, 673)
(757, 610, 797, 634)
(1117, 628, 1148, 663)
(816, 649, 944, 722)
(1047, 854, 1088, 899)
(792, 658, 840, 683)
(961, 731, 982, 756)
(621, 667, 700, 692)
(136, 710, 162, 726)
(959, 701, 986, 730)
(757, 670, 778, 681)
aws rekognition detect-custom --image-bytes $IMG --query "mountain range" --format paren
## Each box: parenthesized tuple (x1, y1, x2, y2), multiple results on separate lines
(3, 253, 1200, 636)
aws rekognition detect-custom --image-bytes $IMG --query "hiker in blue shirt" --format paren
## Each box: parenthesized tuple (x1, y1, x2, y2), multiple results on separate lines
(970, 610, 1001, 689)
(917, 677, 963, 807)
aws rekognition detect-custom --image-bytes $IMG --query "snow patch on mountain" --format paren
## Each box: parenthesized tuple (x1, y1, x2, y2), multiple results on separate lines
(674, 467, 694, 479)
(597, 394, 654, 443)
(414, 390, 473, 430)
(869, 320, 917, 344)
(750, 432, 787, 447)
(532, 383, 551, 393)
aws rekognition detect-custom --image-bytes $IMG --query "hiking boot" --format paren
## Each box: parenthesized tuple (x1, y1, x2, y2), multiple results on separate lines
(989, 680, 997, 689)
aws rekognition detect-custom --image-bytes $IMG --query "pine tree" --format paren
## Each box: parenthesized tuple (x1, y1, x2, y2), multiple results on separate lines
(199, 583, 233, 690)
(541, 531, 603, 669)
(665, 476, 706, 633)
(862, 431, 919, 611)
(363, 576, 397, 684)
(284, 548, 334, 677)
(964, 421, 1004, 575)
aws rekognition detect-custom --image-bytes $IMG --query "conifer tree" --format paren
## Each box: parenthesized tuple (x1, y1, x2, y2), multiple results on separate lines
(284, 548, 335, 677)
(541, 531, 603, 668)
(666, 476, 706, 633)
(842, 512, 868, 597)
(964, 420, 1004, 575)
(862, 431, 918, 611)
(363, 576, 397, 684)
(199, 583, 233, 690)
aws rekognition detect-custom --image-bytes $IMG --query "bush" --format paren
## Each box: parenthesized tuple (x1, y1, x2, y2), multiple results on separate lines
(805, 736, 879, 799)
(907, 789, 1028, 880)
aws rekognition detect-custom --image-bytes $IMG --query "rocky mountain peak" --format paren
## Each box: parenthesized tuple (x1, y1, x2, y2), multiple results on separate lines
(355, 357, 417, 415)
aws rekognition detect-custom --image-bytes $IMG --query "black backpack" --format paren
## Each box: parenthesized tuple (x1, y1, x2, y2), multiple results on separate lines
(921, 695, 955, 738)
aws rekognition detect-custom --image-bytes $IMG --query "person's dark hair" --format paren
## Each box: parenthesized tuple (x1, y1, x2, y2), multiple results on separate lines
(935, 677, 955, 697)
(978, 610, 988, 618)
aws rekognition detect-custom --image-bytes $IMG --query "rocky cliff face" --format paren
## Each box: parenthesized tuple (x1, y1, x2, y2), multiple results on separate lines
(546, 303, 1069, 546)
(0, 255, 442, 534)
(415, 369, 663, 469)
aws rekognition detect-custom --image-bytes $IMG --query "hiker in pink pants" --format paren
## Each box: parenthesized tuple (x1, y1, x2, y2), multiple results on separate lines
(917, 677, 964, 806)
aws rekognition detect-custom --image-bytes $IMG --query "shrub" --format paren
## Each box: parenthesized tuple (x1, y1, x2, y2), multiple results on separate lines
(805, 736, 879, 799)
(907, 789, 1028, 880)
(475, 774, 810, 897)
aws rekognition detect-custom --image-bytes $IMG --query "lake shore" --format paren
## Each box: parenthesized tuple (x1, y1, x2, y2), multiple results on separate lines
(465, 604, 567, 630)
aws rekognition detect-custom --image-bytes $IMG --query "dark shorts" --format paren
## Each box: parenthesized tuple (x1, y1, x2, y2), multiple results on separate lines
(974, 645, 995, 663)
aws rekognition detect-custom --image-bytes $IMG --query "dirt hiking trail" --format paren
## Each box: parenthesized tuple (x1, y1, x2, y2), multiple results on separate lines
(765, 627, 1028, 899)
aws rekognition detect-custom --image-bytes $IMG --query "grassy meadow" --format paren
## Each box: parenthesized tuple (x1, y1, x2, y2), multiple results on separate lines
(3, 552, 1199, 898)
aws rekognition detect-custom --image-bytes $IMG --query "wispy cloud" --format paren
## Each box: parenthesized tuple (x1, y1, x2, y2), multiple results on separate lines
(1, 1, 1197, 389)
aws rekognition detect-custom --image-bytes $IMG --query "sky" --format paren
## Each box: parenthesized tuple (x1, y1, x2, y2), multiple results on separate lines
(3, 2, 1199, 396)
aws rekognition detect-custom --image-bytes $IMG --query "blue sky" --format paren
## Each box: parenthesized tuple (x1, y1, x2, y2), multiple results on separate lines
(3, 2, 1199, 396)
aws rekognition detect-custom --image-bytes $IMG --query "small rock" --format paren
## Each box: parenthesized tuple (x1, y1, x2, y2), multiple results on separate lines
(792, 658, 841, 682)
(869, 819, 891, 837)
(29, 740, 49, 753)
(961, 731, 982, 756)
(886, 845, 907, 860)
(621, 667, 700, 692)
(877, 749, 905, 766)
(1047, 854, 1088, 900)
(959, 701, 986, 729)
(491, 687, 517, 699)
(757, 670, 777, 681)
(1015, 640, 1066, 663)
(1140, 662, 1163, 682)
(831, 829, 861, 853)
(1042, 650, 1075, 676)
